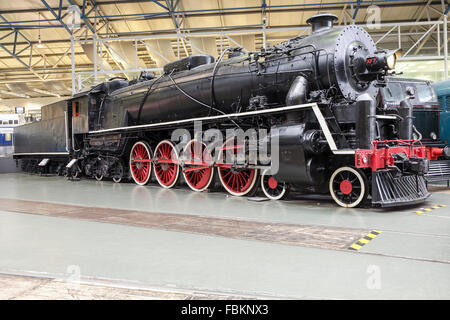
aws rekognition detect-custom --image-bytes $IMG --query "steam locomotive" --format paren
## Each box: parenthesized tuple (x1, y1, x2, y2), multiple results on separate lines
(13, 13, 450, 208)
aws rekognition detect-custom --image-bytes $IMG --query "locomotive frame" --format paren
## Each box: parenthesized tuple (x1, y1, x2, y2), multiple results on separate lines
(13, 12, 450, 208)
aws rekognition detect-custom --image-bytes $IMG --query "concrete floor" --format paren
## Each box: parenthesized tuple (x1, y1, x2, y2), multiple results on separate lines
(0, 173, 449, 299)
(0, 273, 251, 300)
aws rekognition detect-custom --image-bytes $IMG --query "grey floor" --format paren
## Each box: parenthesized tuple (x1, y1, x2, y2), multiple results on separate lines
(0, 173, 449, 299)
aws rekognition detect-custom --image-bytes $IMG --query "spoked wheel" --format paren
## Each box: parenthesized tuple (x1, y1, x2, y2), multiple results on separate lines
(66, 165, 80, 179)
(261, 169, 288, 200)
(95, 174, 103, 181)
(329, 166, 368, 208)
(72, 167, 80, 179)
(112, 161, 124, 183)
(182, 139, 214, 192)
(129, 141, 152, 185)
(154, 140, 180, 189)
(217, 137, 258, 196)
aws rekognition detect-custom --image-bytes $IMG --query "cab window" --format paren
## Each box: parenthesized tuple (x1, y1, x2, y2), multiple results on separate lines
(416, 83, 437, 103)
(382, 82, 404, 102)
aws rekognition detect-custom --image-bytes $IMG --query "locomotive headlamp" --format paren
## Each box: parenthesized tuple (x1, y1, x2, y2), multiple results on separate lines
(366, 49, 402, 71)
(386, 49, 403, 69)
(386, 53, 396, 69)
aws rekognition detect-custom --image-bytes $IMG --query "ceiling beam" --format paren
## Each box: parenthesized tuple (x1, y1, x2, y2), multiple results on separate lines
(40, 0, 72, 34)
(0, 0, 169, 14)
(0, 1, 443, 28)
(84, 1, 444, 23)
(66, 0, 96, 34)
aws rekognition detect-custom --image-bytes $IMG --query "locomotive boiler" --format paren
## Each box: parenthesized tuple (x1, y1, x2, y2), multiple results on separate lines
(14, 12, 449, 208)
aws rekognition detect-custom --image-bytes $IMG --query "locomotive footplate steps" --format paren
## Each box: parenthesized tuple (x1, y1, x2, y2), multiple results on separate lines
(0, 198, 371, 251)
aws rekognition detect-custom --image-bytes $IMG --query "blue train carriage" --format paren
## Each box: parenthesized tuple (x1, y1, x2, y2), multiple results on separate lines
(380, 77, 450, 183)
(433, 80, 450, 144)
(0, 128, 13, 146)
(0, 114, 20, 147)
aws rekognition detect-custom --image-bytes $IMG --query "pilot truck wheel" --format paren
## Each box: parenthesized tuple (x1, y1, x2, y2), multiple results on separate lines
(261, 169, 288, 200)
(329, 166, 368, 208)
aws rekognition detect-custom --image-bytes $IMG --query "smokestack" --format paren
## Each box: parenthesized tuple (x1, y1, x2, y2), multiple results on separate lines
(306, 13, 338, 34)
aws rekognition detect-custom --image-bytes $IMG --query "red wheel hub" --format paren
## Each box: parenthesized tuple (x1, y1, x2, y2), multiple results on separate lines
(267, 177, 278, 189)
(339, 180, 353, 195)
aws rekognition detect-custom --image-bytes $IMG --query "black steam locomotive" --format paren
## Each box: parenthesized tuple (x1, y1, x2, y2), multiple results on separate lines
(14, 13, 450, 208)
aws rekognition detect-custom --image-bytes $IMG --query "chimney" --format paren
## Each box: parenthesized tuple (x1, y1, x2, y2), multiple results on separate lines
(306, 13, 338, 33)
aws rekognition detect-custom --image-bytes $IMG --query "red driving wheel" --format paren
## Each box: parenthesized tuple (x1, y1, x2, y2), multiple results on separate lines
(129, 141, 152, 185)
(154, 140, 180, 188)
(182, 139, 214, 192)
(217, 138, 258, 196)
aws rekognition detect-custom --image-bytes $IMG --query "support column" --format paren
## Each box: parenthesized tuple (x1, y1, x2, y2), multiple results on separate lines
(444, 14, 448, 80)
(71, 34, 75, 94)
(93, 34, 97, 82)
(93, 4, 98, 82)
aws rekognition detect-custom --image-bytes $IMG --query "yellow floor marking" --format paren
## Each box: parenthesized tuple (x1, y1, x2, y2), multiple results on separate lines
(348, 230, 382, 251)
(416, 205, 448, 214)
(349, 243, 362, 250)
